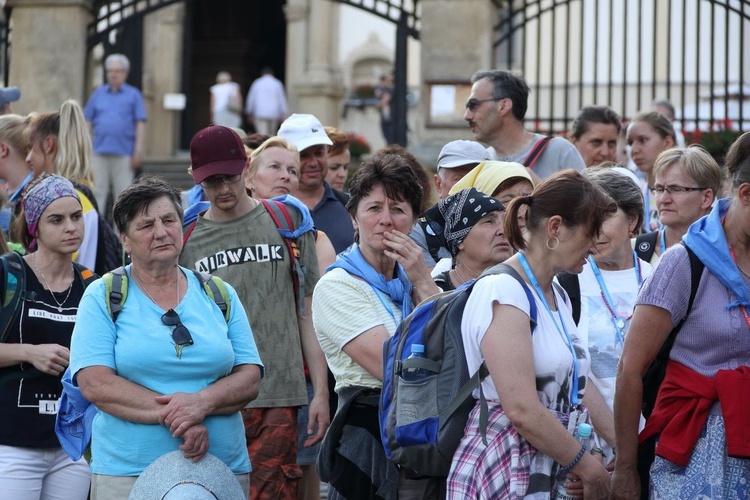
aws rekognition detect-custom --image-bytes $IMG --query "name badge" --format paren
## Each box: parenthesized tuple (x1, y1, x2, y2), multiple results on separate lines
(39, 400, 58, 415)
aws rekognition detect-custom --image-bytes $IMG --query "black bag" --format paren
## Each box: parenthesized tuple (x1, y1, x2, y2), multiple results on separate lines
(637, 243, 703, 499)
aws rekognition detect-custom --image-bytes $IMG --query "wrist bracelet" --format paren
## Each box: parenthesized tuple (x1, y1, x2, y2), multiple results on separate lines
(591, 447, 605, 456)
(560, 444, 586, 474)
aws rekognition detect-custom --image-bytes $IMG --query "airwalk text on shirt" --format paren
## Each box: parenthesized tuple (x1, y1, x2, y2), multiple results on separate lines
(192, 244, 285, 273)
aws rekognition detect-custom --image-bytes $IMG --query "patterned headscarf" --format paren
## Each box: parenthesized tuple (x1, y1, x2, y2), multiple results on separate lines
(23, 174, 80, 251)
(437, 187, 504, 257)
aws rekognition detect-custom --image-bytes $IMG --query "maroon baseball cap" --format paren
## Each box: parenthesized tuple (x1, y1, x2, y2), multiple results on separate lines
(189, 125, 247, 184)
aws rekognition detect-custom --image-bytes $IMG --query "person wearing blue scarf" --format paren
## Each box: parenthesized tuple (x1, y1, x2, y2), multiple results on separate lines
(312, 153, 440, 499)
(613, 133, 750, 499)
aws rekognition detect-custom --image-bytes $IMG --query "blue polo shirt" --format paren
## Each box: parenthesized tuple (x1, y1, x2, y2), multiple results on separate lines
(84, 83, 147, 156)
(312, 182, 354, 254)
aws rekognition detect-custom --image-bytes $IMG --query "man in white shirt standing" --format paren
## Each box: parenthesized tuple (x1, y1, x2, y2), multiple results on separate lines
(245, 67, 288, 135)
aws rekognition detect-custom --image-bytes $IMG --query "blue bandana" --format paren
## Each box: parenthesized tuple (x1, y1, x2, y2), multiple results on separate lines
(328, 245, 413, 317)
(683, 198, 750, 310)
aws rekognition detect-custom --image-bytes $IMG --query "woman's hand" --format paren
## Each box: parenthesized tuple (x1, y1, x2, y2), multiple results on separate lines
(610, 467, 640, 499)
(180, 423, 209, 462)
(383, 229, 439, 302)
(155, 392, 210, 437)
(573, 454, 611, 499)
(27, 344, 69, 376)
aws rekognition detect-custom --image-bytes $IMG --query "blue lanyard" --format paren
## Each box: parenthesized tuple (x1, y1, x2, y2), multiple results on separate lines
(9, 172, 33, 202)
(587, 252, 643, 347)
(517, 253, 580, 405)
(659, 229, 666, 256)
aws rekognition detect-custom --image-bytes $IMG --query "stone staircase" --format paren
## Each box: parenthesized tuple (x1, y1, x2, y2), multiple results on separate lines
(140, 154, 195, 191)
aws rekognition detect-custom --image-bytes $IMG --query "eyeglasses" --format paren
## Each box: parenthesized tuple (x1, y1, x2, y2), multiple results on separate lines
(200, 174, 242, 189)
(465, 97, 504, 111)
(162, 308, 194, 347)
(649, 185, 707, 196)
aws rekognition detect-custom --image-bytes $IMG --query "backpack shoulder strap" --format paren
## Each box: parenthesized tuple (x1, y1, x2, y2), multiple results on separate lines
(416, 217, 446, 263)
(182, 219, 198, 246)
(482, 263, 538, 331)
(659, 243, 704, 355)
(103, 266, 128, 322)
(0, 252, 26, 343)
(443, 263, 538, 445)
(191, 269, 231, 322)
(635, 231, 659, 262)
(523, 136, 553, 170)
(72, 263, 97, 289)
(556, 272, 581, 325)
(260, 199, 306, 315)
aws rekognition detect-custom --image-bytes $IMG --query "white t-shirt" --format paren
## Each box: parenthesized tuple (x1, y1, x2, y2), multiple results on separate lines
(312, 267, 402, 393)
(576, 259, 652, 413)
(210, 82, 241, 113)
(461, 273, 590, 410)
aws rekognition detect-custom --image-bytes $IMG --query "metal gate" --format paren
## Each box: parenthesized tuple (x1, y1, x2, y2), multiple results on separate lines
(88, 0, 182, 88)
(493, 0, 750, 135)
(334, 0, 420, 146)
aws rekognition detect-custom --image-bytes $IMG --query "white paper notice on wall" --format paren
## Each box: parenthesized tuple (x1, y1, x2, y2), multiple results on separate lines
(163, 93, 186, 111)
(430, 85, 457, 121)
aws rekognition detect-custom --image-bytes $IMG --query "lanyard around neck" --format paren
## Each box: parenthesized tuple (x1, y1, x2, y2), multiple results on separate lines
(517, 253, 580, 406)
(588, 252, 643, 347)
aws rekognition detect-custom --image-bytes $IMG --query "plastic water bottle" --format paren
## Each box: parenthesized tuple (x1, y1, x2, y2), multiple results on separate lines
(554, 423, 592, 499)
(401, 343, 430, 382)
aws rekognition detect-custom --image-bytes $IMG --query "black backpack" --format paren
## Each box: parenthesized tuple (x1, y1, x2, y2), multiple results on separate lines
(634, 231, 659, 262)
(637, 244, 703, 498)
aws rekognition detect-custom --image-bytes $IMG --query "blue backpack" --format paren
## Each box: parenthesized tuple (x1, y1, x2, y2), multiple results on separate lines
(379, 263, 541, 477)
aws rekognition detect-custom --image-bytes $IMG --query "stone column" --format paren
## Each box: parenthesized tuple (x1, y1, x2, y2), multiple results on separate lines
(7, 0, 93, 115)
(142, 3, 184, 157)
(410, 0, 494, 165)
(285, 0, 345, 126)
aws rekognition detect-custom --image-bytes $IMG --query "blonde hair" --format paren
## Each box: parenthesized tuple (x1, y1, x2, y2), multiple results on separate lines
(248, 137, 299, 179)
(0, 114, 27, 155)
(653, 145, 722, 201)
(26, 100, 94, 187)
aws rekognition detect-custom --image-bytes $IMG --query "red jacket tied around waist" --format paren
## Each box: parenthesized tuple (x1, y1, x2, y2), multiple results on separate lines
(639, 360, 750, 466)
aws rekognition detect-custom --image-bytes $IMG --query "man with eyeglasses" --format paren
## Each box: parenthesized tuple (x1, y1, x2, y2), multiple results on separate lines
(464, 70, 584, 182)
(84, 53, 147, 212)
(279, 113, 354, 254)
(179, 125, 329, 500)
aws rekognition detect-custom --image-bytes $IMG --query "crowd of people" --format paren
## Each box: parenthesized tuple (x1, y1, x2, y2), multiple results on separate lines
(0, 58, 747, 500)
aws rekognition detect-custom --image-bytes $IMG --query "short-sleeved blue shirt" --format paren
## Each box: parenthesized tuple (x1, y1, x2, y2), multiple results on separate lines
(84, 83, 147, 156)
(311, 182, 354, 254)
(70, 267, 263, 475)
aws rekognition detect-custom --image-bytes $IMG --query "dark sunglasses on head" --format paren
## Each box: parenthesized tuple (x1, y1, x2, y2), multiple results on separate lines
(162, 308, 194, 347)
(465, 97, 504, 111)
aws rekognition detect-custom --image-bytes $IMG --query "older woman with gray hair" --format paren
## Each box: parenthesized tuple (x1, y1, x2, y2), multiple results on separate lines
(558, 167, 654, 466)
(431, 187, 508, 291)
(69, 177, 263, 499)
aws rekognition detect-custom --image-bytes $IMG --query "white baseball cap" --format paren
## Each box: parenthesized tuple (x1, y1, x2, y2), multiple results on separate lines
(437, 140, 491, 170)
(278, 113, 333, 152)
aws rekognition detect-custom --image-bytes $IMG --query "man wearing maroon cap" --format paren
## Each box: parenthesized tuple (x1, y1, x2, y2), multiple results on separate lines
(179, 125, 329, 500)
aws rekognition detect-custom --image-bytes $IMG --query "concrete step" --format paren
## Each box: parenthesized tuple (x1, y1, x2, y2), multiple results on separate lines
(140, 155, 194, 190)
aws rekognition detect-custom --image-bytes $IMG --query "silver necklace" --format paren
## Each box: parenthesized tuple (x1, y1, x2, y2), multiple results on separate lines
(451, 266, 470, 286)
(131, 267, 180, 309)
(32, 253, 73, 312)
